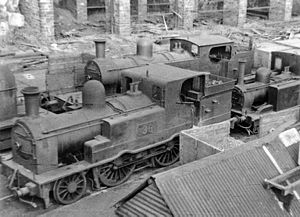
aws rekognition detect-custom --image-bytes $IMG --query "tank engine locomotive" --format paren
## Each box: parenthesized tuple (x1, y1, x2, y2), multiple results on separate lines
(84, 36, 247, 96)
(232, 59, 300, 134)
(40, 35, 252, 117)
(2, 64, 234, 208)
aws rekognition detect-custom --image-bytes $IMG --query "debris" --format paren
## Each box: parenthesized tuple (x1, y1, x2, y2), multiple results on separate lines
(0, 51, 15, 57)
(19, 42, 40, 48)
(85, 22, 105, 28)
(171, 9, 182, 19)
(144, 18, 157, 24)
(56, 40, 85, 45)
(201, 20, 209, 25)
(162, 15, 168, 32)
(251, 28, 263, 35)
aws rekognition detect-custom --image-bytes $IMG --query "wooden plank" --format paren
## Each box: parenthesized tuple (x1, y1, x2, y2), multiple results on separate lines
(269, 166, 300, 184)
(162, 15, 168, 32)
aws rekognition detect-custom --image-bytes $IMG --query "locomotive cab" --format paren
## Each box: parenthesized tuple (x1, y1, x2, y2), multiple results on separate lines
(120, 64, 210, 126)
(170, 36, 234, 73)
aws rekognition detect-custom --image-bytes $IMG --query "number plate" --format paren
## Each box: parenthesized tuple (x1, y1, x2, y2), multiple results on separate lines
(137, 121, 157, 137)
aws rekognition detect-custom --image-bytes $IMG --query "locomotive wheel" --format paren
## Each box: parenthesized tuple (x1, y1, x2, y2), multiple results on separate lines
(98, 163, 135, 187)
(155, 139, 180, 167)
(53, 173, 87, 205)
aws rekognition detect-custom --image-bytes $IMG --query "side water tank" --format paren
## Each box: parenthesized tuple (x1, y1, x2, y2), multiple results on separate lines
(0, 64, 17, 121)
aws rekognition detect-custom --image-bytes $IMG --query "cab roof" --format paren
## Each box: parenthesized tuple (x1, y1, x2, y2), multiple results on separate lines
(122, 64, 209, 85)
(173, 34, 233, 47)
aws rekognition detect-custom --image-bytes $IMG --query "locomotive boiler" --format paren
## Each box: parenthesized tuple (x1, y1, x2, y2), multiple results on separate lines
(2, 64, 234, 208)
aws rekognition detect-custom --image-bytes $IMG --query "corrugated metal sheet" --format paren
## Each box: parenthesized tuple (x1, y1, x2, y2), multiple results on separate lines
(115, 182, 172, 217)
(155, 141, 300, 217)
(116, 139, 300, 217)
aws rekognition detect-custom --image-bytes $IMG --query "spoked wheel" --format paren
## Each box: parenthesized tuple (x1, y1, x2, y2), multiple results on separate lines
(155, 139, 180, 167)
(98, 162, 135, 187)
(53, 173, 87, 205)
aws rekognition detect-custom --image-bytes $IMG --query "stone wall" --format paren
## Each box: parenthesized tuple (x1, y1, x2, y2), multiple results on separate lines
(259, 107, 300, 138)
(223, 0, 247, 26)
(76, 0, 87, 22)
(39, 0, 55, 41)
(113, 0, 131, 35)
(19, 0, 39, 29)
(0, 0, 24, 44)
(177, 0, 195, 30)
(180, 129, 222, 165)
(47, 52, 94, 94)
(180, 120, 241, 164)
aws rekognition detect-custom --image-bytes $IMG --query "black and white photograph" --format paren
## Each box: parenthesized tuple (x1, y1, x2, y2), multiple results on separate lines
(1, 0, 300, 216)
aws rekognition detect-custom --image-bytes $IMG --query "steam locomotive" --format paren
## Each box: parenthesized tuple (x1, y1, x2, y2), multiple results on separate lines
(83, 36, 250, 95)
(232, 59, 300, 134)
(1, 63, 234, 208)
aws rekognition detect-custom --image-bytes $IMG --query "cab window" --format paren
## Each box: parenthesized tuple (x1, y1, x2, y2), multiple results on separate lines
(152, 85, 161, 100)
(209, 45, 232, 63)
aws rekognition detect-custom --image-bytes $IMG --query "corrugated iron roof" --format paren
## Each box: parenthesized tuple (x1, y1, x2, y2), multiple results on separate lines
(115, 180, 172, 217)
(116, 138, 300, 217)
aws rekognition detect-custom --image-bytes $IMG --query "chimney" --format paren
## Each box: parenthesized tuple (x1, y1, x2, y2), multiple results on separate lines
(94, 39, 106, 58)
(21, 86, 40, 118)
(237, 59, 247, 86)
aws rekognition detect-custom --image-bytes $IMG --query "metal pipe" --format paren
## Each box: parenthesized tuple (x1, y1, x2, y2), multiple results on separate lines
(94, 39, 106, 58)
(21, 86, 40, 118)
(237, 59, 247, 86)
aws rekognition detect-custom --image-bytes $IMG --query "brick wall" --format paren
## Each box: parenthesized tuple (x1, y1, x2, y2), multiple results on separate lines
(19, 0, 40, 30)
(238, 0, 247, 26)
(259, 107, 300, 138)
(177, 0, 194, 30)
(76, 0, 87, 22)
(180, 130, 221, 165)
(223, 0, 247, 26)
(180, 121, 229, 164)
(269, 0, 293, 21)
(137, 0, 147, 23)
(113, 0, 131, 35)
(47, 52, 94, 94)
(180, 121, 245, 164)
(39, 0, 55, 41)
